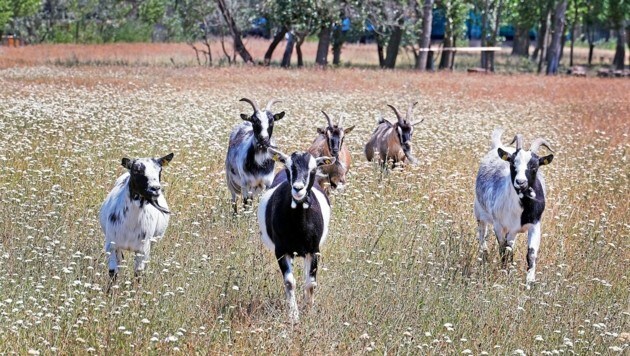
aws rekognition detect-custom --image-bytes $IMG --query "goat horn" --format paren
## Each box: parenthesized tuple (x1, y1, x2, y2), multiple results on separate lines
(338, 115, 344, 128)
(509, 134, 524, 150)
(406, 101, 418, 121)
(321, 111, 333, 128)
(265, 98, 281, 111)
(530, 138, 554, 153)
(386, 104, 403, 123)
(239, 98, 260, 113)
(412, 118, 425, 126)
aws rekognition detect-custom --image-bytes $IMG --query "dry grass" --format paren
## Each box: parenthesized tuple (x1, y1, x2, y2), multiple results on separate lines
(0, 50, 628, 354)
(0, 37, 618, 72)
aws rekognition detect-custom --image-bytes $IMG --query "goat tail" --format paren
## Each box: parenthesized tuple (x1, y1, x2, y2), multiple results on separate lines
(491, 128, 505, 149)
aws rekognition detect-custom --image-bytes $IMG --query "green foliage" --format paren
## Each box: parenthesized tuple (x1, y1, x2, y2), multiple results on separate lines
(140, 0, 165, 25)
(0, 0, 12, 31)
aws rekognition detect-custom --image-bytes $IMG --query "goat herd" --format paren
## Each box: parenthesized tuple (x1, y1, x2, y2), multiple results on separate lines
(99, 98, 555, 322)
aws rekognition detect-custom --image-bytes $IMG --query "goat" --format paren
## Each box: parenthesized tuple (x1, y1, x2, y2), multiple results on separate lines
(225, 98, 285, 213)
(257, 148, 335, 322)
(474, 128, 554, 286)
(364, 102, 423, 167)
(307, 111, 355, 192)
(99, 153, 174, 287)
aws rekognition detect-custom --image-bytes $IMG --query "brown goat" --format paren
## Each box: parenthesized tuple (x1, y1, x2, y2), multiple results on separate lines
(307, 111, 355, 191)
(364, 102, 423, 167)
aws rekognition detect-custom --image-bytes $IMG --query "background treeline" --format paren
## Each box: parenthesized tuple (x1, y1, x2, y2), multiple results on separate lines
(1, 0, 628, 72)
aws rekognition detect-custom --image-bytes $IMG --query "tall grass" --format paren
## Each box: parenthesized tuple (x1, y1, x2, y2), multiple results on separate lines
(0, 64, 628, 354)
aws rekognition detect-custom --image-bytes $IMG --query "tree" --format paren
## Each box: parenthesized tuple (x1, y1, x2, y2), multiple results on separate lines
(606, 0, 629, 70)
(476, 0, 505, 71)
(361, 0, 413, 69)
(417, 0, 434, 70)
(216, 0, 254, 64)
(546, 0, 568, 74)
(507, 0, 539, 57)
(438, 0, 468, 70)
(1, 0, 41, 37)
(567, 0, 587, 66)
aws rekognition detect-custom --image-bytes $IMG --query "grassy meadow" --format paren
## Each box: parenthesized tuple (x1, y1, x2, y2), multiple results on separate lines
(0, 55, 629, 354)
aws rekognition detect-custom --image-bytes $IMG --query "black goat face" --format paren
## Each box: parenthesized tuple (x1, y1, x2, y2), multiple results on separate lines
(396, 121, 414, 151)
(241, 111, 285, 149)
(269, 149, 335, 206)
(122, 153, 174, 201)
(498, 148, 553, 196)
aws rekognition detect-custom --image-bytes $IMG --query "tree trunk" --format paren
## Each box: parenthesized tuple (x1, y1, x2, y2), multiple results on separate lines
(376, 33, 385, 67)
(546, 0, 568, 75)
(384, 18, 404, 69)
(480, 0, 489, 68)
(332, 25, 344, 65)
(316, 25, 331, 66)
(569, 21, 576, 66)
(296, 32, 306, 67)
(559, 27, 567, 63)
(612, 27, 626, 70)
(512, 25, 530, 56)
(264, 27, 288, 65)
(281, 31, 295, 67)
(417, 0, 434, 70)
(587, 25, 594, 66)
(532, 9, 549, 60)
(216, 0, 254, 64)
(537, 9, 551, 73)
(439, 33, 453, 69)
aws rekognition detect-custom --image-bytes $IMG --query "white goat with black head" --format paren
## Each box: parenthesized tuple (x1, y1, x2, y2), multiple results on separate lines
(474, 129, 554, 285)
(99, 153, 174, 286)
(225, 98, 285, 213)
(307, 111, 355, 192)
(365, 102, 423, 167)
(257, 148, 335, 322)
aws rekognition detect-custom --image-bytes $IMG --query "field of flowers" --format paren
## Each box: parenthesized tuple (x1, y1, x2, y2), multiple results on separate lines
(0, 62, 628, 354)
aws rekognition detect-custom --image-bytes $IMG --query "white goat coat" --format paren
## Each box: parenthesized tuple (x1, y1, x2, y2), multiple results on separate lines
(100, 173, 170, 254)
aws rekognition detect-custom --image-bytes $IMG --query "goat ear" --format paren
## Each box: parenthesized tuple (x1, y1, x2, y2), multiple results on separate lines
(497, 148, 511, 161)
(316, 156, 336, 166)
(539, 154, 553, 166)
(344, 125, 355, 134)
(317, 127, 326, 135)
(268, 147, 287, 163)
(158, 153, 174, 167)
(121, 158, 133, 169)
(240, 113, 251, 122)
(273, 111, 285, 121)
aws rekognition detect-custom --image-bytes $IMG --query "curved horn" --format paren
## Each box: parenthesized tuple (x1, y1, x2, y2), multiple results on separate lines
(265, 98, 281, 111)
(509, 134, 524, 150)
(321, 111, 333, 128)
(406, 101, 418, 121)
(530, 138, 554, 153)
(239, 98, 260, 113)
(386, 104, 403, 123)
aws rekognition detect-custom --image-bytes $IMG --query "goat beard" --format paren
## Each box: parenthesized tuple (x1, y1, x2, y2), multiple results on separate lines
(149, 198, 172, 215)
(403, 148, 418, 165)
(516, 187, 540, 201)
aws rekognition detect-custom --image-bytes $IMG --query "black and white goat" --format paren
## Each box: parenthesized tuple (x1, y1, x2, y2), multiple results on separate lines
(474, 129, 554, 285)
(225, 98, 285, 213)
(257, 148, 335, 322)
(99, 153, 174, 286)
(364, 102, 423, 166)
